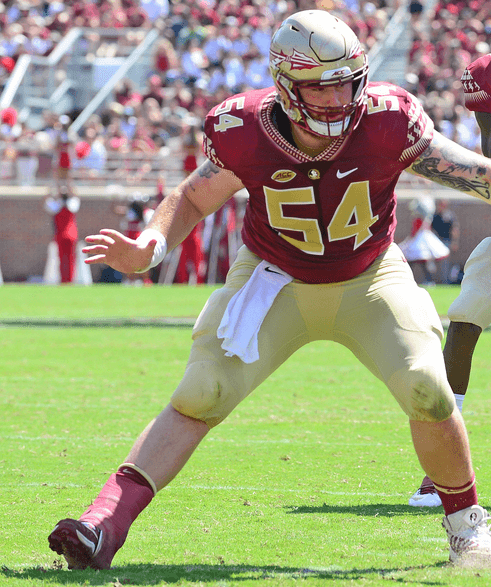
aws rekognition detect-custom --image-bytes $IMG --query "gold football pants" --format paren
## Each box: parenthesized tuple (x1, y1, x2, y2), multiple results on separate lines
(448, 237, 491, 330)
(171, 244, 455, 427)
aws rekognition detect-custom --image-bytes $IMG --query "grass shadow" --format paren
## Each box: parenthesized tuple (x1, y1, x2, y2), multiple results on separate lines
(0, 562, 449, 585)
(284, 503, 444, 517)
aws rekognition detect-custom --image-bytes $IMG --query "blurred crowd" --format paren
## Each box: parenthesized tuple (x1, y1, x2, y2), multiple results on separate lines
(0, 0, 398, 185)
(1, 0, 490, 172)
(406, 0, 491, 152)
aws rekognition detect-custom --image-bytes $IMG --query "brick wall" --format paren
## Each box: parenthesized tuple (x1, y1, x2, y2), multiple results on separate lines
(1, 188, 491, 283)
(0, 189, 140, 282)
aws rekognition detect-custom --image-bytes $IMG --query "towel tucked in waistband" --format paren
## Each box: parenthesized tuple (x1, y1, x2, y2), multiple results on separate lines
(217, 260, 293, 363)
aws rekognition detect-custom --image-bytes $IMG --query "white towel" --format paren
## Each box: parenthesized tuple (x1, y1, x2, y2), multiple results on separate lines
(217, 261, 293, 363)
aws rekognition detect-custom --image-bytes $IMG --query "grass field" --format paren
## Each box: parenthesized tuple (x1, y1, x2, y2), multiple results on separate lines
(2, 284, 491, 586)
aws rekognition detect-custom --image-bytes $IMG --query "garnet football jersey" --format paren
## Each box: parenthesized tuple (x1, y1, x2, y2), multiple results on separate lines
(461, 54, 491, 113)
(203, 83, 433, 283)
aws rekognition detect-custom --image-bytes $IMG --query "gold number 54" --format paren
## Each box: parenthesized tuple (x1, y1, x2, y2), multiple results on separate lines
(264, 181, 378, 254)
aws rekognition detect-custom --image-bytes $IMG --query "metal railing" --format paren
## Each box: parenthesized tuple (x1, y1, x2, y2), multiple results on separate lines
(69, 28, 160, 135)
(0, 27, 160, 129)
(0, 29, 84, 118)
(367, 0, 411, 85)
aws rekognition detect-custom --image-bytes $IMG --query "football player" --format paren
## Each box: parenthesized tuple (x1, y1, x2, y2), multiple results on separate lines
(410, 53, 491, 508)
(49, 11, 491, 568)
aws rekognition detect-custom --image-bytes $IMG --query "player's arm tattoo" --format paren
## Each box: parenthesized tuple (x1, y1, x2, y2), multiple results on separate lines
(410, 132, 491, 200)
(198, 160, 221, 178)
(179, 159, 242, 219)
(184, 160, 221, 194)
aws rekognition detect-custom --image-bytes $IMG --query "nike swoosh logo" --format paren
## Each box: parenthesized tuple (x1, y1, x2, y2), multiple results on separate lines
(264, 266, 281, 275)
(77, 523, 103, 557)
(336, 167, 358, 179)
(76, 529, 97, 554)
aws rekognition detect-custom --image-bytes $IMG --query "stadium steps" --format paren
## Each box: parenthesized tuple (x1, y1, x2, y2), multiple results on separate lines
(368, 4, 413, 87)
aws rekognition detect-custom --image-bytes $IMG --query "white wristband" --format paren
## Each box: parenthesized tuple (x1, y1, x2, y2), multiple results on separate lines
(135, 228, 167, 273)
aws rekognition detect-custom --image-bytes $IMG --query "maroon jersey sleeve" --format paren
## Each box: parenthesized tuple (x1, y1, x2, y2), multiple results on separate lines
(202, 89, 273, 171)
(461, 54, 491, 113)
(361, 83, 433, 165)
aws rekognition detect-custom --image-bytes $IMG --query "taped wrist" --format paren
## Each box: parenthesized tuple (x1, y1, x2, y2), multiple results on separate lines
(135, 228, 167, 273)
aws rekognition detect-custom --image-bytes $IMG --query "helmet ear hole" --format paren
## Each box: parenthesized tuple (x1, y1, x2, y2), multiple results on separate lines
(269, 9, 369, 138)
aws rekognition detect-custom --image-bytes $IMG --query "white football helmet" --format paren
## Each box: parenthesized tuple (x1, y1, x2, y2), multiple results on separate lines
(269, 10, 369, 138)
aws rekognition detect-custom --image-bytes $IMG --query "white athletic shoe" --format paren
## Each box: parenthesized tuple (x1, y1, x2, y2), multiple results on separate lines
(408, 486, 442, 507)
(442, 505, 491, 566)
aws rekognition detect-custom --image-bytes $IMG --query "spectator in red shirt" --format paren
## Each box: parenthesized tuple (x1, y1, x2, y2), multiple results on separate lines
(55, 114, 73, 190)
(152, 38, 179, 80)
(114, 79, 142, 108)
(142, 74, 166, 107)
(0, 55, 15, 92)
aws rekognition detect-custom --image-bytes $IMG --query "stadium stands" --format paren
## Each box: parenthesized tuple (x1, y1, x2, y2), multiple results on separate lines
(405, 0, 490, 147)
(0, 0, 401, 191)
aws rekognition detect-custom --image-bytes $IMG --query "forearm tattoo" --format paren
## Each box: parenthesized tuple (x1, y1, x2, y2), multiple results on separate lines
(412, 140, 491, 200)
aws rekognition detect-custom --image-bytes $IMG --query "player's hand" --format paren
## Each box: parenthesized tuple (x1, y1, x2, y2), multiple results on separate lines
(82, 229, 156, 273)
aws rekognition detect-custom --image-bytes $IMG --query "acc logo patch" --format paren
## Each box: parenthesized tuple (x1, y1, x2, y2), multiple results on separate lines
(272, 169, 296, 182)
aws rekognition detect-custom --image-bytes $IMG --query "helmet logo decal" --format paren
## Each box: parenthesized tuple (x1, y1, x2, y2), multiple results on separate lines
(348, 39, 363, 59)
(270, 48, 319, 70)
(321, 66, 352, 80)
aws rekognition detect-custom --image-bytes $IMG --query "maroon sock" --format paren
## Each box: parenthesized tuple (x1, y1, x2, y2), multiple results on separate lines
(79, 467, 154, 548)
(434, 474, 478, 516)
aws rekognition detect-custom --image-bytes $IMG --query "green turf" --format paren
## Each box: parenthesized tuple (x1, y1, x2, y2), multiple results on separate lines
(1, 284, 491, 586)
(0, 283, 218, 320)
(0, 283, 459, 320)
